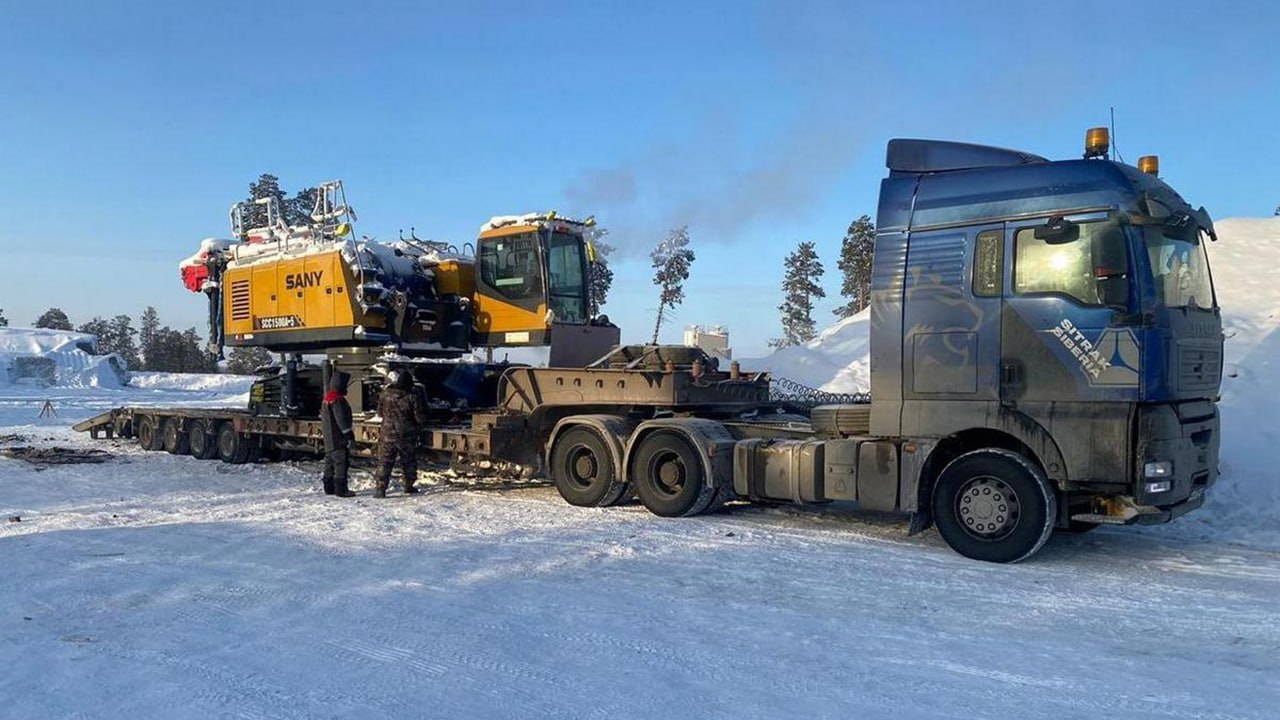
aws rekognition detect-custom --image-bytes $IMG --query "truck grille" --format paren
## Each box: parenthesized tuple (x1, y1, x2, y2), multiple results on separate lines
(229, 280, 251, 321)
(1179, 346, 1221, 391)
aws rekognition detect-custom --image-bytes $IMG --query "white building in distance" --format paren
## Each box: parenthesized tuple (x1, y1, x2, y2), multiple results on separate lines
(683, 325, 731, 361)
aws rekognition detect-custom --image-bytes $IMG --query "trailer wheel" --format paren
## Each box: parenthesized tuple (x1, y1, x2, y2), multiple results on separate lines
(162, 418, 190, 455)
(932, 449, 1056, 563)
(217, 423, 253, 465)
(136, 415, 164, 451)
(631, 431, 717, 518)
(550, 426, 628, 507)
(188, 419, 219, 460)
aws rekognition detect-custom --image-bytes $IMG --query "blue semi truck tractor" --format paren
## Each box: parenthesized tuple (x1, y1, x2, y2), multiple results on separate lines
(536, 128, 1223, 563)
(841, 129, 1222, 561)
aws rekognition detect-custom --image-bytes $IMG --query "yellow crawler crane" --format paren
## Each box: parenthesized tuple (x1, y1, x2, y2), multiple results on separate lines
(182, 182, 617, 361)
(180, 181, 619, 415)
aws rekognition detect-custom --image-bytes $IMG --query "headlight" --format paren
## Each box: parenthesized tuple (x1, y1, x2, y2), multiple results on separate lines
(1144, 461, 1173, 478)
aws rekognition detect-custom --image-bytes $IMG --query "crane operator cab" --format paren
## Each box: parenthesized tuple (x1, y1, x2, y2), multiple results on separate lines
(475, 213, 619, 367)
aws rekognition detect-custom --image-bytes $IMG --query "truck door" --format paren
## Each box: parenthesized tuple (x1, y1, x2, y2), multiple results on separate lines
(1000, 214, 1139, 405)
(899, 225, 1003, 434)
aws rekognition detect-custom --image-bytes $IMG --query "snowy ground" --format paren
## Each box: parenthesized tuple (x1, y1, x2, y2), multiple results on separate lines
(2, 377, 1279, 719)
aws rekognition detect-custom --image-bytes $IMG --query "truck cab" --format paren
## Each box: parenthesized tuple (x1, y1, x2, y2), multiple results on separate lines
(871, 135, 1221, 558)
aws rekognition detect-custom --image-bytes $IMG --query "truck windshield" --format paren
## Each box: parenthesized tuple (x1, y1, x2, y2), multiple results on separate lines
(1143, 227, 1215, 310)
(546, 231, 587, 324)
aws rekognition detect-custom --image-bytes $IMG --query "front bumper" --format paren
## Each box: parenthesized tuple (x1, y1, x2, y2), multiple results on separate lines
(1134, 401, 1219, 506)
(1131, 487, 1206, 525)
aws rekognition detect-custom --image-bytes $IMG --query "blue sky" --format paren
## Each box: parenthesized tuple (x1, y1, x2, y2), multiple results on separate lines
(1, 0, 1277, 357)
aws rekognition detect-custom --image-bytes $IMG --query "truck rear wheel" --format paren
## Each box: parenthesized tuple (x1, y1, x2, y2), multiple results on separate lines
(188, 419, 219, 460)
(217, 423, 254, 464)
(550, 426, 628, 507)
(136, 415, 164, 451)
(162, 418, 190, 455)
(932, 449, 1056, 563)
(631, 431, 717, 517)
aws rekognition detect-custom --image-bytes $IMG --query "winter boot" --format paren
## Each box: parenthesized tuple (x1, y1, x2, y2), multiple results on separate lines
(334, 478, 355, 498)
(404, 483, 419, 495)
(322, 476, 336, 495)
(373, 480, 388, 499)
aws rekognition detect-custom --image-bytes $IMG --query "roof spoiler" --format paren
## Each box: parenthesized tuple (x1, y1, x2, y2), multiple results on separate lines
(886, 139, 1049, 174)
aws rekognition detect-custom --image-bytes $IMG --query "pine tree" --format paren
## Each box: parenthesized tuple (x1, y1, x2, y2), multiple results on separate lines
(586, 226, 615, 316)
(0, 308, 8, 327)
(834, 215, 875, 319)
(288, 186, 318, 227)
(245, 173, 289, 229)
(76, 317, 112, 350)
(650, 225, 695, 344)
(1274, 204, 1279, 216)
(226, 346, 273, 375)
(140, 306, 160, 370)
(34, 308, 73, 331)
(144, 327, 216, 373)
(771, 241, 826, 347)
(109, 315, 141, 369)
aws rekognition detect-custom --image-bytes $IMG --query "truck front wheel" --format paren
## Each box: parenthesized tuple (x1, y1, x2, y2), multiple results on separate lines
(932, 449, 1056, 563)
(550, 426, 627, 507)
(631, 431, 717, 518)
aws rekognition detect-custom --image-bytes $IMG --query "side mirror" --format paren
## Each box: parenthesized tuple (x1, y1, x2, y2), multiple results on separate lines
(1091, 224, 1130, 310)
(1097, 276, 1130, 310)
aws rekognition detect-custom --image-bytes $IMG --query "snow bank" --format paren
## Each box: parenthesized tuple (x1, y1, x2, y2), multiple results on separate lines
(740, 310, 870, 392)
(127, 371, 257, 394)
(748, 217, 1280, 549)
(0, 327, 130, 388)
(1183, 217, 1280, 548)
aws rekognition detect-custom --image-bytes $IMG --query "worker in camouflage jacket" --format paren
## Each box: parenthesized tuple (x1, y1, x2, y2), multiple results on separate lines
(373, 368, 429, 498)
(320, 369, 357, 498)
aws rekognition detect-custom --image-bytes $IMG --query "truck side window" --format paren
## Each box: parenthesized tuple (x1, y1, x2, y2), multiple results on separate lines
(972, 230, 1002, 297)
(1013, 221, 1128, 307)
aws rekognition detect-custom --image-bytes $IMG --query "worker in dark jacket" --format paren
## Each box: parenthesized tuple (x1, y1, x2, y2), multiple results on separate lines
(373, 368, 429, 498)
(320, 369, 357, 498)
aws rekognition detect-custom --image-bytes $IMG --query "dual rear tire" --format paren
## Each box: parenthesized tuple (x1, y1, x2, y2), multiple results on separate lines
(549, 427, 722, 518)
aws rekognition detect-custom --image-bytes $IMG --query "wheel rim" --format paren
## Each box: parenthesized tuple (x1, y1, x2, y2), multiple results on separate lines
(564, 443, 601, 491)
(955, 475, 1021, 541)
(646, 449, 687, 499)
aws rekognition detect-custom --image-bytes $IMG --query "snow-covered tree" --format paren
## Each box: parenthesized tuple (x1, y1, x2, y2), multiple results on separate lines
(771, 241, 826, 348)
(650, 225, 695, 344)
(34, 308, 73, 331)
(586, 226, 615, 316)
(0, 308, 8, 327)
(226, 346, 273, 375)
(140, 306, 160, 370)
(834, 215, 875, 319)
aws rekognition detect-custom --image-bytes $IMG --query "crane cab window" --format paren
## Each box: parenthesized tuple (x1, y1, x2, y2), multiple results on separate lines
(546, 232, 587, 324)
(479, 233, 543, 300)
